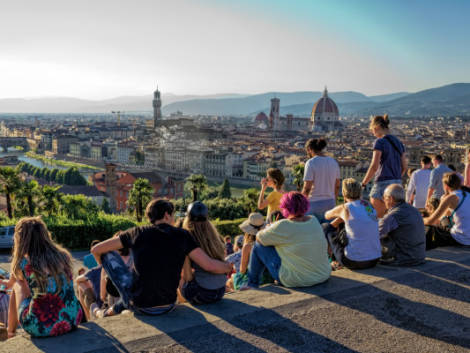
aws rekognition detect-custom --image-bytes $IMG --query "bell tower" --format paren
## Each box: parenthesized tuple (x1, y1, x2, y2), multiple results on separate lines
(269, 97, 280, 131)
(153, 86, 162, 128)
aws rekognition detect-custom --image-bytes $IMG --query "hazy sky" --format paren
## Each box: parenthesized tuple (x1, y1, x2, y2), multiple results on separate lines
(0, 0, 469, 99)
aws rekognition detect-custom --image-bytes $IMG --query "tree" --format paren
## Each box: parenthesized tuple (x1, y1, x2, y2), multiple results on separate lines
(0, 167, 21, 218)
(59, 194, 98, 220)
(15, 180, 41, 217)
(56, 170, 66, 184)
(239, 188, 259, 214)
(50, 168, 59, 183)
(185, 174, 208, 202)
(218, 178, 232, 199)
(41, 185, 62, 217)
(127, 178, 154, 222)
(292, 163, 305, 192)
(101, 198, 111, 214)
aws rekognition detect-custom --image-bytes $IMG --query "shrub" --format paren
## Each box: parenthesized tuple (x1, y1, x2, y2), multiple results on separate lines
(213, 218, 245, 237)
(0, 213, 141, 250)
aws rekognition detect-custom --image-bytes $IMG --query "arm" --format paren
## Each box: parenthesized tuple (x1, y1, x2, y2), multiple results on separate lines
(0, 276, 15, 290)
(378, 213, 399, 239)
(324, 204, 345, 221)
(361, 150, 381, 186)
(334, 179, 340, 200)
(406, 172, 416, 204)
(423, 194, 458, 226)
(239, 243, 252, 274)
(257, 182, 269, 210)
(302, 180, 313, 198)
(401, 152, 408, 177)
(188, 248, 232, 274)
(91, 237, 124, 265)
(465, 162, 469, 187)
(100, 267, 107, 303)
(181, 256, 194, 282)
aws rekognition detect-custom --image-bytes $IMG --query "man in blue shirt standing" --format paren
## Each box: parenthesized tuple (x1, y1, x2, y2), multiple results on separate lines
(427, 154, 452, 204)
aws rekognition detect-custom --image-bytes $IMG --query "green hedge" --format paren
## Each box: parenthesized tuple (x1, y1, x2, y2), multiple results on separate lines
(0, 214, 139, 250)
(213, 218, 245, 238)
(0, 214, 246, 249)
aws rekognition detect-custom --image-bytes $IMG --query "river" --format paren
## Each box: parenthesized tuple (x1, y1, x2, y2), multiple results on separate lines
(0, 150, 98, 180)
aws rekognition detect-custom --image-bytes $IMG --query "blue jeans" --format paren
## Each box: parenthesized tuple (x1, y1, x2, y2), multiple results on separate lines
(101, 252, 174, 315)
(307, 199, 336, 223)
(101, 252, 134, 314)
(247, 242, 281, 288)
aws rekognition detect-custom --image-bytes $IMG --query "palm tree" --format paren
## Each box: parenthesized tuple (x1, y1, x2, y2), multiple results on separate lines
(185, 174, 208, 202)
(41, 185, 62, 217)
(0, 167, 21, 218)
(292, 163, 305, 191)
(15, 180, 41, 217)
(128, 178, 154, 222)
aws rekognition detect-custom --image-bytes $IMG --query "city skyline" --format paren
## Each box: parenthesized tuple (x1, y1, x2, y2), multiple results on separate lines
(1, 0, 469, 100)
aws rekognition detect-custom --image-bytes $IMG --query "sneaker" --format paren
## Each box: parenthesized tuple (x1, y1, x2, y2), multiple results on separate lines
(90, 303, 99, 320)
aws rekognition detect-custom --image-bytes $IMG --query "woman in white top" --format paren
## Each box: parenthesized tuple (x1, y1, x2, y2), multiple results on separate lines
(323, 178, 382, 270)
(424, 172, 470, 246)
(302, 138, 340, 222)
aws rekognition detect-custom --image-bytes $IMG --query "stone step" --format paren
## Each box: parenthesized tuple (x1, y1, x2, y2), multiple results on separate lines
(1, 247, 470, 353)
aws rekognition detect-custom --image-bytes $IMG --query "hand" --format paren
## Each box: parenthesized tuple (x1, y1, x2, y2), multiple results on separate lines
(260, 178, 268, 188)
(225, 262, 234, 274)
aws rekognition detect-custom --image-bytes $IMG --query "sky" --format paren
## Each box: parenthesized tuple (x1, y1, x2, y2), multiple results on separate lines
(0, 0, 469, 99)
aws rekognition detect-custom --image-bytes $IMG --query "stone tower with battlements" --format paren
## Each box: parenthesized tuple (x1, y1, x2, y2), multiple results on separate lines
(153, 86, 162, 128)
(269, 97, 280, 131)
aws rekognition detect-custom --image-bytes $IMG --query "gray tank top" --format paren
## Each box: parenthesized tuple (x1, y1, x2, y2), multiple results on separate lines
(192, 261, 227, 290)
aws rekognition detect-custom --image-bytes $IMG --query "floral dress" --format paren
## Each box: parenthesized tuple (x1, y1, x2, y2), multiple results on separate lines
(18, 258, 83, 337)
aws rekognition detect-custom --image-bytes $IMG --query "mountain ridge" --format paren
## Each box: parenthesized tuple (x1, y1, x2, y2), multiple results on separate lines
(0, 83, 469, 116)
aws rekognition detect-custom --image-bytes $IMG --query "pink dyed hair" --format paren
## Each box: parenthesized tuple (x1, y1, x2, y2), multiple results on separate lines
(280, 192, 309, 218)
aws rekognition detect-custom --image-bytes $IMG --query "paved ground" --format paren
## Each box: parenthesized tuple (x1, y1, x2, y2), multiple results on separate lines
(2, 247, 470, 353)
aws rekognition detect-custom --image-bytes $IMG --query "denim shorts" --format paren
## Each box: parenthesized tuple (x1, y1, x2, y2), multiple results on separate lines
(182, 280, 225, 305)
(306, 199, 336, 222)
(370, 179, 402, 200)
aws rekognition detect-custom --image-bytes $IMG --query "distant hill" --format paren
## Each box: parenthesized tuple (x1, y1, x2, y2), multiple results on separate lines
(0, 93, 247, 114)
(1, 83, 469, 117)
(162, 91, 371, 116)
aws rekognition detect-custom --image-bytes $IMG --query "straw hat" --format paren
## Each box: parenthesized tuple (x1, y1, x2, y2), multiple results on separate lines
(239, 212, 265, 235)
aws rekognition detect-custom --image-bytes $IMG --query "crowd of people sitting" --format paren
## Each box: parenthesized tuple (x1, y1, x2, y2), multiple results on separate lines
(1, 114, 470, 340)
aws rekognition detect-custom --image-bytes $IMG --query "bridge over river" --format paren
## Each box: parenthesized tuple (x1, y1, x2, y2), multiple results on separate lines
(0, 137, 29, 152)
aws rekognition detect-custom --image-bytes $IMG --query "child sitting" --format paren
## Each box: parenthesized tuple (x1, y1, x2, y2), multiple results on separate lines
(229, 213, 266, 290)
(225, 235, 244, 274)
(224, 236, 234, 256)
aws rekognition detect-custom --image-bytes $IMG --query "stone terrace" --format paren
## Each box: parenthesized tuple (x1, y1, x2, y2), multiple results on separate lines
(2, 247, 470, 353)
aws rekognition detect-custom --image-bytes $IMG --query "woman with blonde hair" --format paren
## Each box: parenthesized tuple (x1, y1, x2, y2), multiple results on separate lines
(323, 179, 381, 270)
(0, 217, 82, 338)
(179, 202, 227, 305)
(361, 115, 407, 218)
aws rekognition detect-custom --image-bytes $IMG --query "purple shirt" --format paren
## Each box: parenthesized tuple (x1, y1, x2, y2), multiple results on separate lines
(373, 135, 405, 182)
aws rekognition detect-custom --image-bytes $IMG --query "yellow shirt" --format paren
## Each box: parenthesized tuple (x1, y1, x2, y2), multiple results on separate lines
(257, 217, 331, 287)
(266, 190, 283, 217)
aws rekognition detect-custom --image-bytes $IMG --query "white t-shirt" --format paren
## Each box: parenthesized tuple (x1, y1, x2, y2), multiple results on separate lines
(303, 156, 340, 202)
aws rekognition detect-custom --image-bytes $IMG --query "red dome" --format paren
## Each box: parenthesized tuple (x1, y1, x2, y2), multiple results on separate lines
(311, 88, 339, 115)
(255, 112, 268, 122)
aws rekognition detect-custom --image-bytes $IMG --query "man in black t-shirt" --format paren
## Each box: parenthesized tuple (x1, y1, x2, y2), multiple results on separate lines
(91, 199, 232, 316)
